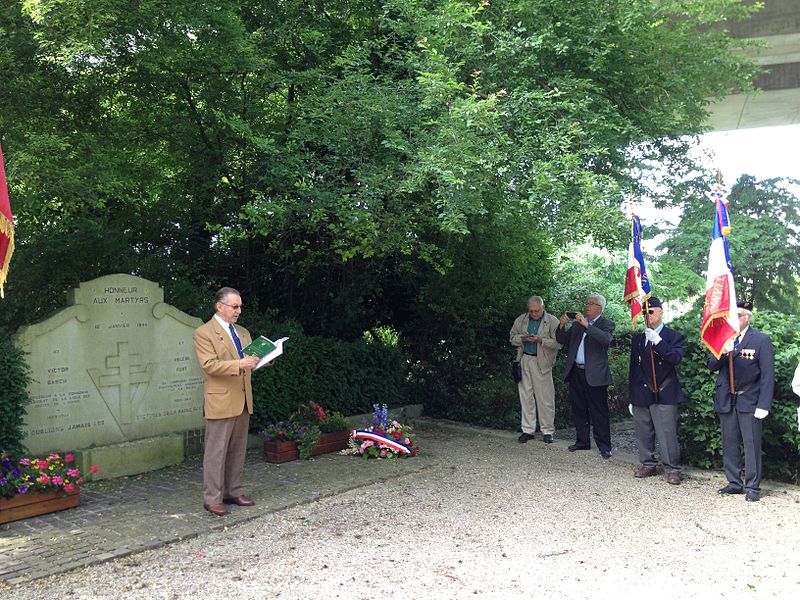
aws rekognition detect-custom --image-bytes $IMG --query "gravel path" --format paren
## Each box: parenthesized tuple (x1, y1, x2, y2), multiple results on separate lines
(3, 422, 799, 600)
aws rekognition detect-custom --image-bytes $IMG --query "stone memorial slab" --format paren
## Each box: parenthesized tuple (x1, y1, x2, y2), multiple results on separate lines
(15, 274, 205, 458)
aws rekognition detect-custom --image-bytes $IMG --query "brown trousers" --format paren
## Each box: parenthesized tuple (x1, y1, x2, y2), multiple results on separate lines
(203, 407, 250, 505)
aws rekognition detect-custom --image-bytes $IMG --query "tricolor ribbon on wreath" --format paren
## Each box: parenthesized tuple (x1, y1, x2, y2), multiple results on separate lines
(351, 430, 412, 454)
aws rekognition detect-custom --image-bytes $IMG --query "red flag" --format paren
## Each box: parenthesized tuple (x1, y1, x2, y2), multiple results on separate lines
(0, 143, 14, 297)
(700, 191, 738, 358)
(623, 214, 651, 327)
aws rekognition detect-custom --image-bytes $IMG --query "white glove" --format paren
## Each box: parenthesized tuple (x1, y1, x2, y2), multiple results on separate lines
(628, 404, 634, 416)
(754, 408, 768, 420)
(644, 328, 661, 345)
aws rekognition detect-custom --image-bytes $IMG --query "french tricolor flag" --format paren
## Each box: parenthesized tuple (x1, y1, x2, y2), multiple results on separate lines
(623, 214, 651, 327)
(701, 191, 739, 358)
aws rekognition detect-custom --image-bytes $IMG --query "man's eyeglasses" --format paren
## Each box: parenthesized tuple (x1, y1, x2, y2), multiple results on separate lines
(219, 302, 243, 310)
(586, 302, 601, 307)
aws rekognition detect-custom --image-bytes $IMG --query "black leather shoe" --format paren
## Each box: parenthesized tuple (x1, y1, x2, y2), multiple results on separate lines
(717, 484, 744, 495)
(745, 490, 760, 502)
(600, 449, 612, 459)
(542, 434, 554, 444)
(568, 443, 590, 452)
(518, 433, 534, 443)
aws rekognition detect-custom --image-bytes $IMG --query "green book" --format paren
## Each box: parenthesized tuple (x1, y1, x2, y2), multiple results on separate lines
(242, 335, 277, 358)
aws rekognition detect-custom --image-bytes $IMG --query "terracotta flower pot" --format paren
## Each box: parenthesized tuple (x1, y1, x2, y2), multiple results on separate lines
(0, 489, 81, 524)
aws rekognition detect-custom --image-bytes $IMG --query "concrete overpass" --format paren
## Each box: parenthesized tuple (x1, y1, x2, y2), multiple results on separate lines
(706, 0, 800, 131)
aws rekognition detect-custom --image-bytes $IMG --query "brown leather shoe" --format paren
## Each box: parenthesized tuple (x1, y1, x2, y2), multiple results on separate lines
(666, 472, 682, 485)
(222, 495, 255, 506)
(204, 503, 229, 516)
(634, 465, 657, 478)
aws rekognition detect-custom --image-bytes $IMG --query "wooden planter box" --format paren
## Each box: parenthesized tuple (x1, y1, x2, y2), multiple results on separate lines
(0, 489, 81, 524)
(264, 430, 350, 463)
(264, 440, 299, 463)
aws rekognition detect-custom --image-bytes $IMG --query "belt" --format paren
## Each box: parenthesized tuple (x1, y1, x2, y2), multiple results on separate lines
(523, 352, 537, 356)
(575, 363, 585, 369)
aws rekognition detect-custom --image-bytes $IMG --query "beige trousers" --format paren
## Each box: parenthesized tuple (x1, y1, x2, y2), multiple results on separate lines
(518, 353, 556, 435)
(202, 407, 250, 505)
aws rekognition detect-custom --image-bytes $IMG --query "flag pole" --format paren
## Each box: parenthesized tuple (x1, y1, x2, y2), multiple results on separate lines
(643, 297, 659, 400)
(637, 213, 658, 399)
(716, 169, 736, 398)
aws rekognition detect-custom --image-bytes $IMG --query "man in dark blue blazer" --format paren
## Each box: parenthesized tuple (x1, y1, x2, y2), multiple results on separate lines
(557, 293, 616, 458)
(707, 301, 775, 502)
(628, 297, 685, 485)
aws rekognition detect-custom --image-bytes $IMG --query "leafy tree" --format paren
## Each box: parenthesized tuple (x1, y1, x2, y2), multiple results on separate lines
(660, 174, 800, 312)
(0, 1, 765, 430)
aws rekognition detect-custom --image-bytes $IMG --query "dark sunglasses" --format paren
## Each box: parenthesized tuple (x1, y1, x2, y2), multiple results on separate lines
(647, 308, 658, 314)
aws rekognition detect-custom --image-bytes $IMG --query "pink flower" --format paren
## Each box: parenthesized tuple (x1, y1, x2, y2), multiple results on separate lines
(360, 440, 374, 450)
(38, 474, 51, 484)
(89, 465, 99, 474)
(379, 449, 387, 458)
(52, 476, 63, 486)
(36, 460, 49, 469)
(404, 438, 411, 445)
(19, 458, 31, 466)
(63, 483, 75, 493)
(65, 454, 74, 463)
(67, 468, 80, 477)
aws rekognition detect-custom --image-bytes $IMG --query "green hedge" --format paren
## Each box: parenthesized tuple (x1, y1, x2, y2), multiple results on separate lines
(0, 328, 32, 457)
(239, 317, 410, 432)
(421, 327, 633, 432)
(676, 309, 800, 483)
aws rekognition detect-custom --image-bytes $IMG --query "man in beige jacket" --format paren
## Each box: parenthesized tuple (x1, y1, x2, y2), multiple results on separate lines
(510, 295, 563, 443)
(193, 287, 266, 516)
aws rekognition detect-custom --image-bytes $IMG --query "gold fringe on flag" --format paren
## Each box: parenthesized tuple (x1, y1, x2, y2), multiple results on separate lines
(0, 207, 13, 298)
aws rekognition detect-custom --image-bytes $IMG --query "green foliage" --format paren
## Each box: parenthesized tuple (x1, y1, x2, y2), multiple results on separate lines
(0, 328, 32, 457)
(423, 373, 521, 431)
(1, 0, 760, 335)
(661, 174, 800, 312)
(241, 317, 410, 433)
(297, 425, 321, 461)
(0, 1, 767, 453)
(319, 411, 350, 434)
(676, 309, 800, 483)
